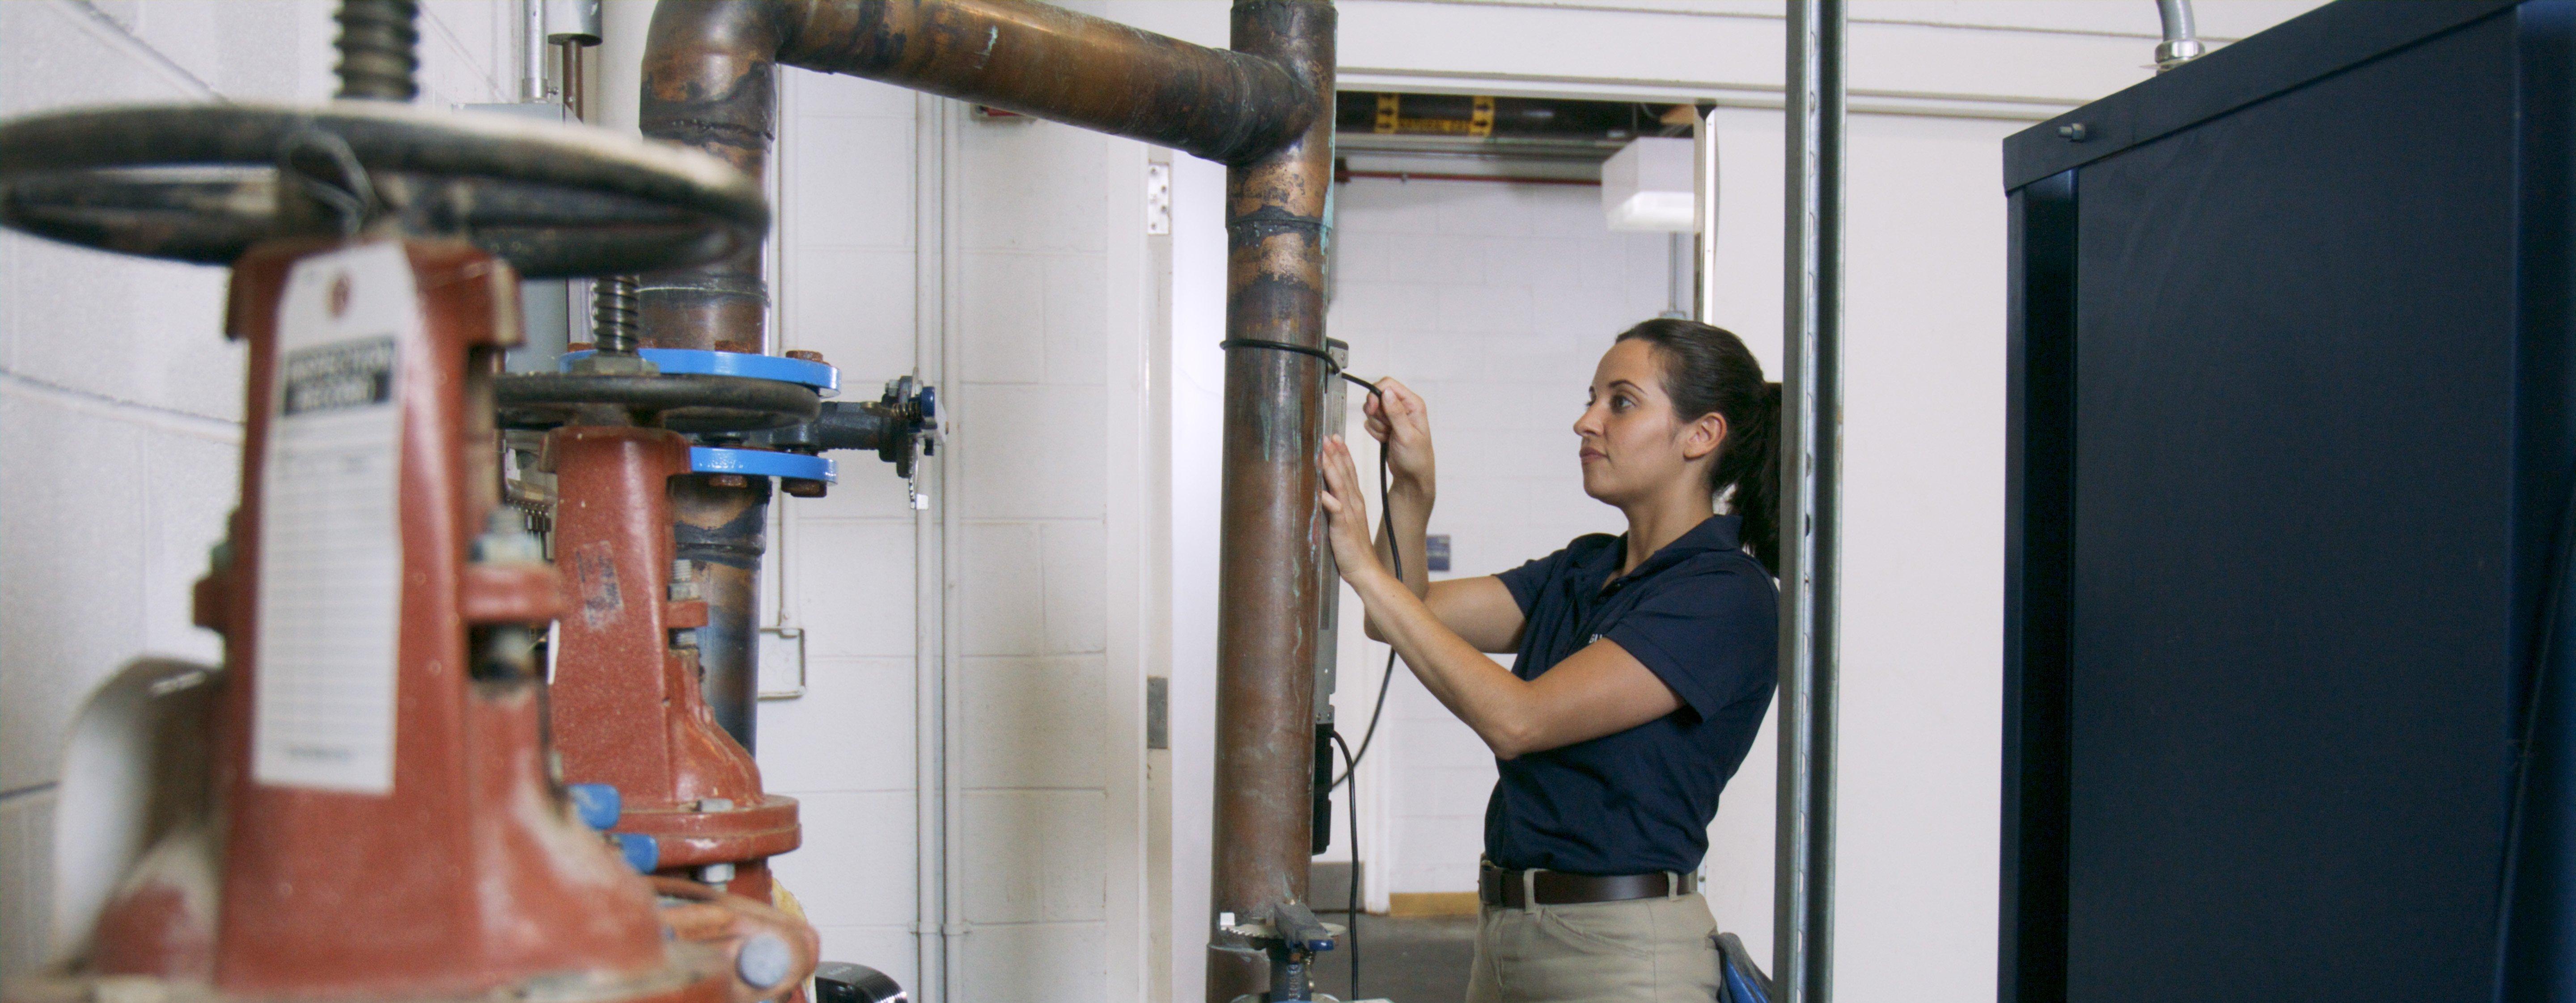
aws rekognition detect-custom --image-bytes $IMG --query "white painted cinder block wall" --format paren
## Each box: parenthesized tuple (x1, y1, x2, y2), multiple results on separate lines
(754, 52, 1144, 1003)
(0, 0, 519, 979)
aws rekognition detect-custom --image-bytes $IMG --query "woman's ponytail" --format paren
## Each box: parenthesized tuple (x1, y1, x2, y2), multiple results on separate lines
(1613, 319, 1784, 574)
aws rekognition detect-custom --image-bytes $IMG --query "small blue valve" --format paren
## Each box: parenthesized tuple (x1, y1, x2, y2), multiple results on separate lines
(568, 783, 623, 831)
(615, 832, 660, 873)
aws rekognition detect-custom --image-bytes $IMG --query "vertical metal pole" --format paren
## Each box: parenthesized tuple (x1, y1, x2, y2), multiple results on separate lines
(1776, 1, 1843, 1001)
(1693, 104, 1720, 323)
(521, 0, 547, 101)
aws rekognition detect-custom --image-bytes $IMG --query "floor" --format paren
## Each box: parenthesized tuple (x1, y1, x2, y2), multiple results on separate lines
(1309, 913, 1479, 1003)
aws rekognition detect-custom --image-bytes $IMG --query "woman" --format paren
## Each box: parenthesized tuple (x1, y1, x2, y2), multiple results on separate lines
(1318, 319, 1780, 1003)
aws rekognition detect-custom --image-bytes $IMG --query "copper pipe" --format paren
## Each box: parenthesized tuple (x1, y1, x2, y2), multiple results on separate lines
(638, 0, 1320, 353)
(632, 4, 1338, 996)
(673, 475, 770, 751)
(1206, 3, 1335, 1001)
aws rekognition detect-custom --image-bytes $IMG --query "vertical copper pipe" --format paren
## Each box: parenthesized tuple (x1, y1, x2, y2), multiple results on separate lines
(1205, 3, 1335, 1001)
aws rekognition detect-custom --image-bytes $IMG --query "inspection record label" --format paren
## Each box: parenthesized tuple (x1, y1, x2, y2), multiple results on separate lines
(251, 242, 413, 795)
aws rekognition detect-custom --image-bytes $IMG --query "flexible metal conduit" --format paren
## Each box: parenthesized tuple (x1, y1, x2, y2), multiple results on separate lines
(2154, 0, 2204, 72)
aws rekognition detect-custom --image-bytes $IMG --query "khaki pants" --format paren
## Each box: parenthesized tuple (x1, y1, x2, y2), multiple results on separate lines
(1464, 887, 1724, 1003)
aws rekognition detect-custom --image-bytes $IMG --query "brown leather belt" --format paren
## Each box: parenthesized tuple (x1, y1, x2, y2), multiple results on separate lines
(1478, 859, 1695, 908)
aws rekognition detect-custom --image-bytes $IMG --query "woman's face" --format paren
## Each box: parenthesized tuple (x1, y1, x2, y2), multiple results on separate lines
(1574, 339, 1721, 506)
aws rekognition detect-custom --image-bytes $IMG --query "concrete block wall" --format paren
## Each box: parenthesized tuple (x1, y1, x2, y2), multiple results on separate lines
(946, 105, 1117, 1002)
(0, 0, 517, 978)
(756, 68, 929, 992)
(756, 63, 1125, 1001)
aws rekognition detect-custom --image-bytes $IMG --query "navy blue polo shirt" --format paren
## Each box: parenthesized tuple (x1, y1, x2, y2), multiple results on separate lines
(1486, 515, 1778, 876)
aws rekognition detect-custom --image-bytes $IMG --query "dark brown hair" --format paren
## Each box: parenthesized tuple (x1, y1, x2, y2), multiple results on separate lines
(1614, 319, 1783, 573)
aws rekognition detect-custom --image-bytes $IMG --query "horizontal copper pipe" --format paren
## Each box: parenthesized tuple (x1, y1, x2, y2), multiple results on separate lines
(638, 0, 1320, 350)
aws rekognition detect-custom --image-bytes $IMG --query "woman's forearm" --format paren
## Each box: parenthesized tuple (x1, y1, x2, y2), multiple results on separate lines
(1352, 568, 1544, 757)
(1373, 484, 1433, 600)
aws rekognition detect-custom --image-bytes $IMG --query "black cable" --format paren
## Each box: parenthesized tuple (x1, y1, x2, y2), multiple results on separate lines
(1330, 442, 1400, 791)
(1332, 728, 1361, 1003)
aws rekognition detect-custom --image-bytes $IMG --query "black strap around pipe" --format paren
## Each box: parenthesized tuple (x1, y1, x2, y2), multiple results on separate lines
(1218, 337, 1381, 397)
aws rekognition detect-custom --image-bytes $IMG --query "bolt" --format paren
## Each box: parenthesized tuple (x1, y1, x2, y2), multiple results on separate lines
(2057, 122, 2089, 142)
(671, 628, 699, 649)
(669, 559, 699, 601)
(782, 477, 828, 498)
(784, 349, 826, 363)
(699, 861, 736, 884)
(736, 932, 794, 989)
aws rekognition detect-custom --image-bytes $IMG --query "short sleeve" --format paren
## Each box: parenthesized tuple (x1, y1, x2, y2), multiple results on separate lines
(1601, 561, 1779, 720)
(1493, 546, 1568, 616)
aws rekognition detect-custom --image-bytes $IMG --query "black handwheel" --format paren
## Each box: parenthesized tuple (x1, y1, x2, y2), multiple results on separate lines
(0, 102, 765, 278)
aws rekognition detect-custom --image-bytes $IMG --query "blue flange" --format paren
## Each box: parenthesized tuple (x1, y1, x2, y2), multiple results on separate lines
(691, 446, 837, 484)
(561, 348, 839, 397)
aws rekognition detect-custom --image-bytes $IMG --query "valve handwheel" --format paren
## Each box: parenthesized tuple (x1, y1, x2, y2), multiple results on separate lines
(0, 101, 765, 278)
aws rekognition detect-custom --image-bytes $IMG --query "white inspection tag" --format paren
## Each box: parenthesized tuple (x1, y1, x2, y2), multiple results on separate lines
(251, 242, 415, 794)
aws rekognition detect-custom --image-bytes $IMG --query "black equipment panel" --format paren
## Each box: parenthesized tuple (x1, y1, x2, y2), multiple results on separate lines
(2003, 3, 2576, 999)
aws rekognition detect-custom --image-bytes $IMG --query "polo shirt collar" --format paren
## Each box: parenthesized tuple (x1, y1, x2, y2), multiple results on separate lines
(1603, 515, 1741, 588)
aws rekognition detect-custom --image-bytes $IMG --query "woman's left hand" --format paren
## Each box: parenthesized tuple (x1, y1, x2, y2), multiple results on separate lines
(1317, 435, 1389, 588)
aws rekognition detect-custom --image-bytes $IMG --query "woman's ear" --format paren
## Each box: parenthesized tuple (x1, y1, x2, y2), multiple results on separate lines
(1683, 411, 1728, 462)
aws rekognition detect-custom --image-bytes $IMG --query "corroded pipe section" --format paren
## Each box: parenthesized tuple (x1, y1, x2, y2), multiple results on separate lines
(673, 475, 771, 751)
(1205, 2, 1336, 1000)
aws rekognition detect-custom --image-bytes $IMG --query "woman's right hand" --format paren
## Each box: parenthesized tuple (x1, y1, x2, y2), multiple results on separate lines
(1362, 377, 1435, 499)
